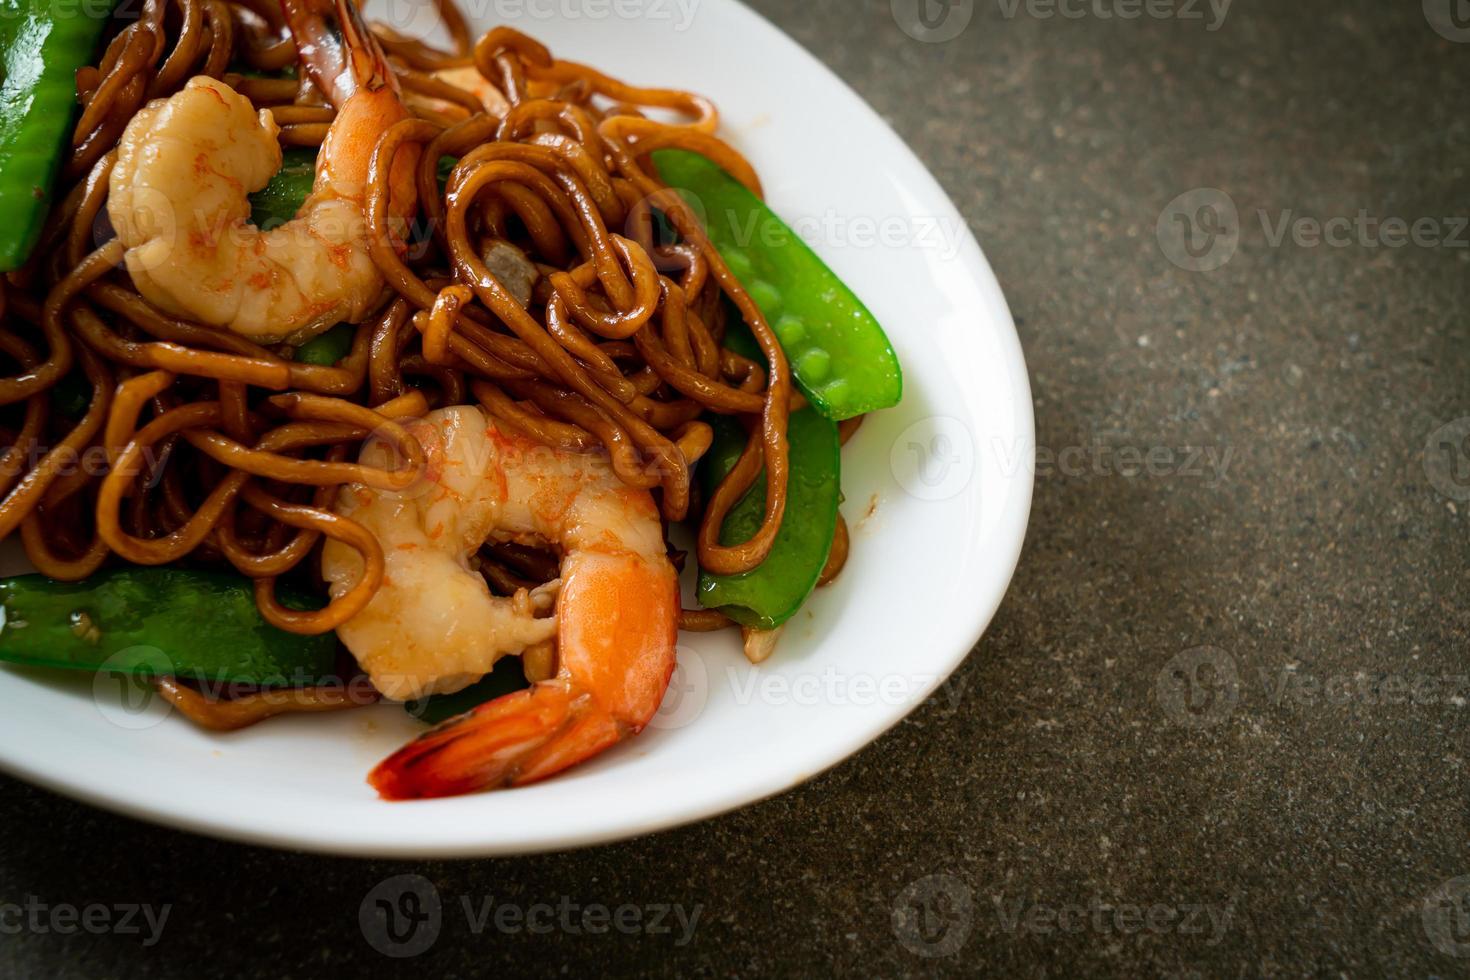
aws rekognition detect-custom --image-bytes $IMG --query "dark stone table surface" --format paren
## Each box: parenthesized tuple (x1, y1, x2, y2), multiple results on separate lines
(3, 0, 1468, 976)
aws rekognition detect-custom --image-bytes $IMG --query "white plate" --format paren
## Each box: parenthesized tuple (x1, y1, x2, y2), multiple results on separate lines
(0, 0, 1033, 857)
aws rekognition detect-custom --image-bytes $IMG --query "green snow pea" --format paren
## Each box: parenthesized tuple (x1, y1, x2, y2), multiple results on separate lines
(47, 369, 91, 417)
(0, 0, 118, 270)
(403, 656, 530, 725)
(696, 405, 841, 630)
(247, 147, 459, 232)
(0, 568, 337, 683)
(652, 148, 903, 421)
(293, 322, 354, 365)
(248, 146, 318, 231)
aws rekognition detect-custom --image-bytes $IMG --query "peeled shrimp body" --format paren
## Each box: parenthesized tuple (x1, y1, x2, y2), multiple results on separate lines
(322, 406, 679, 797)
(106, 0, 413, 344)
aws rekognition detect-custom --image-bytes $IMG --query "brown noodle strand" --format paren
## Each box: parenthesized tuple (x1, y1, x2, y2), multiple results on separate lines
(154, 676, 379, 730)
(421, 284, 475, 365)
(818, 513, 849, 587)
(679, 608, 735, 632)
(246, 483, 384, 634)
(0, 344, 112, 540)
(470, 379, 598, 453)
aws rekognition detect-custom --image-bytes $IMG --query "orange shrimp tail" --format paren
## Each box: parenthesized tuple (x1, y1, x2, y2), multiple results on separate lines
(369, 681, 619, 800)
(371, 551, 678, 800)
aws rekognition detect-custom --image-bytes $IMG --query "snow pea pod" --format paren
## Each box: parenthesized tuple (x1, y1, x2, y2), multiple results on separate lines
(247, 146, 318, 231)
(403, 656, 529, 725)
(0, 568, 337, 683)
(248, 149, 460, 231)
(0, 0, 117, 270)
(293, 322, 354, 365)
(697, 406, 840, 630)
(652, 148, 903, 421)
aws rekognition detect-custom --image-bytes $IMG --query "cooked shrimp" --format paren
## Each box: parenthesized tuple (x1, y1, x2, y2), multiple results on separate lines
(321, 405, 678, 798)
(106, 0, 416, 344)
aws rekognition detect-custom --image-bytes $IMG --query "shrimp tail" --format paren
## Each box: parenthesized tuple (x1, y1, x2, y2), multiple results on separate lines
(369, 681, 622, 800)
(369, 550, 678, 800)
(279, 0, 415, 208)
(279, 0, 396, 106)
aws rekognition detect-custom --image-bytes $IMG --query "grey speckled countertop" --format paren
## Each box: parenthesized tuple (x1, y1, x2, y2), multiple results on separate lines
(4, 1, 1469, 976)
